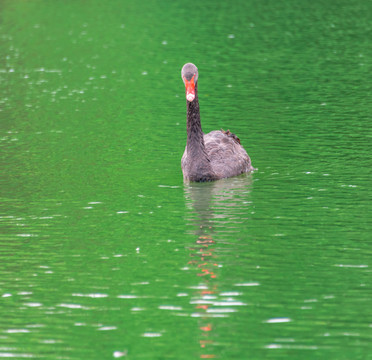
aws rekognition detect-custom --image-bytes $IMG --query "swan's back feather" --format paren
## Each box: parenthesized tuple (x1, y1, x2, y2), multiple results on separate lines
(203, 130, 252, 179)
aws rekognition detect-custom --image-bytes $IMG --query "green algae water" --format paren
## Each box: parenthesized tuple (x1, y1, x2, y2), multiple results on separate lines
(1, 0, 371, 359)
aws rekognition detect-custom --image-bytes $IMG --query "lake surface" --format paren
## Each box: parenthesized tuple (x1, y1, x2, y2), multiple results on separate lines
(1, 0, 371, 359)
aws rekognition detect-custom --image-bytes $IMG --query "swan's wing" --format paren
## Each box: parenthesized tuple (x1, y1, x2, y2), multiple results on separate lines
(204, 130, 252, 178)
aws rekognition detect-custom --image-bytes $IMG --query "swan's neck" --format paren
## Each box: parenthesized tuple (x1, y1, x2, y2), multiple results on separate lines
(186, 89, 204, 153)
(186, 87, 216, 181)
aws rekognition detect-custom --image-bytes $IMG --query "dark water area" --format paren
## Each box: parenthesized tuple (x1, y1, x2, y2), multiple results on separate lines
(1, 0, 371, 359)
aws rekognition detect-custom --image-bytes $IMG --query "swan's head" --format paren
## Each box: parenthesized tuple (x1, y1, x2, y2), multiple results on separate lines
(181, 63, 198, 102)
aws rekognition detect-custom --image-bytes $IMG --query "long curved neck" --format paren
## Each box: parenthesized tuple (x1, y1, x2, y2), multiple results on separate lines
(186, 86, 205, 155)
(185, 86, 216, 181)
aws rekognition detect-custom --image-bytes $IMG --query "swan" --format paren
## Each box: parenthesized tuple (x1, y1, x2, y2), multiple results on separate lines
(181, 63, 254, 182)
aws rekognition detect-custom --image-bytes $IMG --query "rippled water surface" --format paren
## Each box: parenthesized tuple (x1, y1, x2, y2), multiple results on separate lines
(1, 0, 371, 359)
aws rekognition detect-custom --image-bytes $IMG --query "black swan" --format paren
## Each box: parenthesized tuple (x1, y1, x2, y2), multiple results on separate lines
(181, 63, 254, 182)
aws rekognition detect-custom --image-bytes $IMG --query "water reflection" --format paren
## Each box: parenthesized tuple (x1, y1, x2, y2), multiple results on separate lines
(184, 175, 253, 358)
(185, 175, 253, 231)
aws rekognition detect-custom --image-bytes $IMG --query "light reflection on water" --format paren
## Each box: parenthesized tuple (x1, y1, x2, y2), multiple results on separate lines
(184, 175, 255, 358)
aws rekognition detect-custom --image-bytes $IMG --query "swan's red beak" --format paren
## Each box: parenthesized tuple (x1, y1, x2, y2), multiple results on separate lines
(183, 75, 195, 102)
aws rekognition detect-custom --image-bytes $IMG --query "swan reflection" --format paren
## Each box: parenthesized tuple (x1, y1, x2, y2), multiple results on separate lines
(184, 174, 253, 358)
(185, 174, 253, 234)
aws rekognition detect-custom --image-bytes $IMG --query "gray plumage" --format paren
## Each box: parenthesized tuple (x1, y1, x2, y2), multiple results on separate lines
(181, 63, 254, 182)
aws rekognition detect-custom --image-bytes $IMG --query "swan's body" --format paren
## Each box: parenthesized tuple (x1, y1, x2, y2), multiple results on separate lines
(182, 130, 252, 181)
(181, 63, 253, 182)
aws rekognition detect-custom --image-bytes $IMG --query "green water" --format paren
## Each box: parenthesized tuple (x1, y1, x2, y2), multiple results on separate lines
(1, 0, 371, 359)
